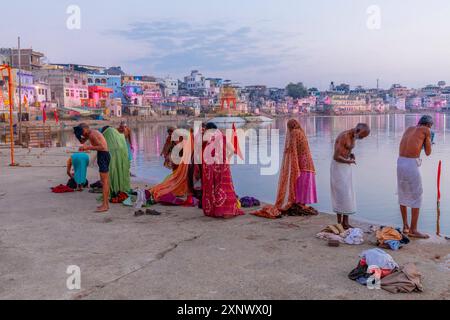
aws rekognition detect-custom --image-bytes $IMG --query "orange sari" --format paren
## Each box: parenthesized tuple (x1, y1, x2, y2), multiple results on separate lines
(150, 134, 193, 201)
(253, 119, 316, 218)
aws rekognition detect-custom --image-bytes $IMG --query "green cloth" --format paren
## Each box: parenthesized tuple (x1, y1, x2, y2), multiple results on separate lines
(103, 127, 131, 194)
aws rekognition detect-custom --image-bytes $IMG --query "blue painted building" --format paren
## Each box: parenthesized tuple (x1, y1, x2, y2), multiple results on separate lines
(86, 74, 123, 100)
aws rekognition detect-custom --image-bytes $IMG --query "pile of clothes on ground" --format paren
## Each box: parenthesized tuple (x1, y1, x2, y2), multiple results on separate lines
(282, 203, 319, 216)
(374, 226, 410, 251)
(51, 184, 75, 193)
(51, 178, 90, 193)
(239, 196, 261, 208)
(316, 224, 365, 245)
(110, 191, 129, 204)
(349, 248, 423, 294)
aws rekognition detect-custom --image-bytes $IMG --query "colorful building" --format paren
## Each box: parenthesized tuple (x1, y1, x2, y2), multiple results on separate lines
(34, 66, 88, 108)
(87, 74, 122, 99)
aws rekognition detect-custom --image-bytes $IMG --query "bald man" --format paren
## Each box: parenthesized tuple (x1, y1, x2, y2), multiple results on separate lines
(330, 123, 371, 229)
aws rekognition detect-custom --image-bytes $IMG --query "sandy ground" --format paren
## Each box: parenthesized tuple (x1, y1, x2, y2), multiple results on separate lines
(0, 147, 449, 300)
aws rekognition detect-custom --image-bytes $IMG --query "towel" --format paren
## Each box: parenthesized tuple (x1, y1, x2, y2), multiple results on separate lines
(397, 157, 423, 209)
(330, 160, 356, 215)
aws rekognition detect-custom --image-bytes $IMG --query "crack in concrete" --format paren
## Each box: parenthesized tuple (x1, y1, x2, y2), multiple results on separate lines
(73, 233, 202, 300)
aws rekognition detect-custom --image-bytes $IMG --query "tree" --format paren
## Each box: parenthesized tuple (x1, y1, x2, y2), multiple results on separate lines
(286, 82, 308, 99)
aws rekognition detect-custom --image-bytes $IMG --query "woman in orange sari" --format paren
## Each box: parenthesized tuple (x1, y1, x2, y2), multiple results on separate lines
(254, 119, 317, 218)
(150, 131, 193, 204)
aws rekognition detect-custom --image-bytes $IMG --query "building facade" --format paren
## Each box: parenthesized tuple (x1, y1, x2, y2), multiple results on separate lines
(162, 77, 178, 97)
(330, 94, 369, 113)
(34, 67, 88, 108)
(184, 70, 210, 95)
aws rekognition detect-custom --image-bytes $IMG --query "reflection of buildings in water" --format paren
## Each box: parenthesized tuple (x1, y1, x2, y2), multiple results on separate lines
(393, 113, 406, 135)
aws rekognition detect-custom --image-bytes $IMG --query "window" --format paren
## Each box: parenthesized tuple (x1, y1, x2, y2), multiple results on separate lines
(65, 77, 70, 84)
(88, 78, 93, 84)
(70, 90, 74, 97)
(101, 79, 106, 84)
(65, 90, 70, 97)
(74, 79, 79, 85)
(82, 80, 86, 85)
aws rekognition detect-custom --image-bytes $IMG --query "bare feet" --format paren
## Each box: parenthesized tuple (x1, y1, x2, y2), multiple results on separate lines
(402, 225, 410, 234)
(408, 230, 429, 239)
(96, 205, 109, 213)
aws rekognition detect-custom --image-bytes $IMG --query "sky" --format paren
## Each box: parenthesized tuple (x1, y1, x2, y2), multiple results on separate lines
(1, 0, 450, 89)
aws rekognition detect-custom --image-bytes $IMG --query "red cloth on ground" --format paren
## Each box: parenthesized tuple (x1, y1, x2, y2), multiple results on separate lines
(51, 184, 74, 193)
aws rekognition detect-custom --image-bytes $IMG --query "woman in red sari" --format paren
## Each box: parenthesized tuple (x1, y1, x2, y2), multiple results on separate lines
(202, 123, 243, 218)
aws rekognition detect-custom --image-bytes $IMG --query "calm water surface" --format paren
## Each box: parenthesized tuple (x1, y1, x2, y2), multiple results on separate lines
(61, 114, 450, 235)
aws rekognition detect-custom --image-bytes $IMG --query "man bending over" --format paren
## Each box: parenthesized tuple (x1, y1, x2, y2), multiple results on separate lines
(74, 123, 110, 213)
(397, 115, 433, 239)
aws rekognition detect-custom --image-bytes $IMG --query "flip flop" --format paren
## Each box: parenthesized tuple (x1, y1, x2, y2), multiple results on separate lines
(145, 209, 161, 216)
(134, 210, 145, 217)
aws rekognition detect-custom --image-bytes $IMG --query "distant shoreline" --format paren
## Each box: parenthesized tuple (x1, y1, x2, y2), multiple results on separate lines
(0, 110, 446, 136)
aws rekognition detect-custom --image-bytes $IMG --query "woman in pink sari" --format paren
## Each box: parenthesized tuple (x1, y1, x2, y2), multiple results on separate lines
(202, 123, 243, 218)
(254, 119, 318, 218)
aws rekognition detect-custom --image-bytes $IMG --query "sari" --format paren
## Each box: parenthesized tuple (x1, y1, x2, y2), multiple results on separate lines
(150, 134, 193, 203)
(161, 130, 178, 171)
(202, 130, 243, 218)
(253, 119, 317, 219)
(103, 127, 131, 194)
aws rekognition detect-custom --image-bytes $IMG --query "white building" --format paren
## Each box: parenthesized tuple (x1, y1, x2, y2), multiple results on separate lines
(184, 70, 210, 94)
(389, 96, 406, 111)
(162, 77, 178, 97)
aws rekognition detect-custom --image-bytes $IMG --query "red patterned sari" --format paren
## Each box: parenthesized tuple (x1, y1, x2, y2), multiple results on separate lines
(202, 131, 244, 218)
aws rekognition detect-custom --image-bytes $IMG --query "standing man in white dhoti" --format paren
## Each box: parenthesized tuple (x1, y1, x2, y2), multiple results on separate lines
(397, 115, 433, 239)
(330, 124, 370, 229)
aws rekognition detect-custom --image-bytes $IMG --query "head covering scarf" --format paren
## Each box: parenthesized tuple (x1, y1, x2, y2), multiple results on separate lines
(73, 125, 84, 143)
(253, 119, 315, 218)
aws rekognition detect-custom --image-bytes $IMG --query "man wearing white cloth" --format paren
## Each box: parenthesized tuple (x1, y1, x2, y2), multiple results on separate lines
(331, 124, 370, 229)
(397, 115, 433, 239)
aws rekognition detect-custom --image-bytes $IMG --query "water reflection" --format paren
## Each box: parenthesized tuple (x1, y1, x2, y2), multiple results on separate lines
(56, 114, 449, 234)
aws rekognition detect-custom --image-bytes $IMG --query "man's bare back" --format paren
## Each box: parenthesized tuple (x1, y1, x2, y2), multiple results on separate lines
(399, 126, 431, 158)
(80, 130, 108, 152)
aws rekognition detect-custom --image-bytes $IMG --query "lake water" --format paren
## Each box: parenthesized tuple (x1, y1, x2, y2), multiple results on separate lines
(60, 114, 450, 235)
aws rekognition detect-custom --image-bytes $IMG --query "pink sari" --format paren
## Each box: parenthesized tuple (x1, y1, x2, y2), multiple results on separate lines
(202, 131, 243, 218)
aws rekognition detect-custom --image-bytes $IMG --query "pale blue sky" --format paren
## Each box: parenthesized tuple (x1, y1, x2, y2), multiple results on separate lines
(2, 0, 450, 88)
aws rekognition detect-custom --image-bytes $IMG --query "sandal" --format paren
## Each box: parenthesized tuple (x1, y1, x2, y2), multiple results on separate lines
(145, 209, 161, 216)
(134, 210, 145, 217)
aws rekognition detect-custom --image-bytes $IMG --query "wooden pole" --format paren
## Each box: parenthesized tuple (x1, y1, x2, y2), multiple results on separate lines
(437, 160, 442, 237)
